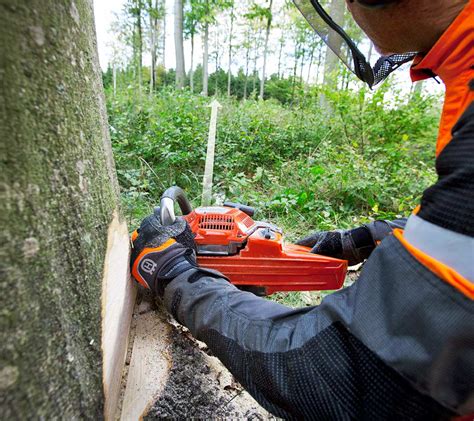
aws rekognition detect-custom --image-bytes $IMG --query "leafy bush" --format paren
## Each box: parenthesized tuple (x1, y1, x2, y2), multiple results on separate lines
(107, 83, 440, 239)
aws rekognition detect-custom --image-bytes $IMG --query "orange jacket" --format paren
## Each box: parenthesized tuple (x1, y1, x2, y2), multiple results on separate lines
(402, 1, 474, 299)
(410, 0, 474, 156)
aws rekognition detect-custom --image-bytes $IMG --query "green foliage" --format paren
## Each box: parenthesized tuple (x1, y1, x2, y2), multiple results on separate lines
(107, 82, 440, 241)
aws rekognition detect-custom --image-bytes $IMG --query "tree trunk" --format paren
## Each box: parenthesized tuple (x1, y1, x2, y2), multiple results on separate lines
(113, 63, 117, 96)
(306, 45, 315, 84)
(149, 0, 159, 94)
(214, 39, 219, 95)
(277, 37, 284, 79)
(259, 0, 273, 100)
(136, 0, 143, 93)
(299, 48, 305, 82)
(322, 0, 345, 89)
(291, 42, 300, 103)
(190, 33, 195, 93)
(252, 42, 258, 96)
(162, 0, 167, 67)
(315, 43, 323, 85)
(244, 45, 250, 100)
(1, 2, 274, 419)
(174, 0, 185, 88)
(227, 6, 234, 97)
(202, 22, 209, 96)
(1, 1, 135, 418)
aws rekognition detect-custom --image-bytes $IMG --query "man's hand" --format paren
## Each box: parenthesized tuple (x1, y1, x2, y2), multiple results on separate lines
(296, 219, 406, 266)
(130, 208, 197, 296)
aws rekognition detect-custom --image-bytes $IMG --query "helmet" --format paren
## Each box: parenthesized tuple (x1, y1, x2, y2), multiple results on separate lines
(293, 0, 416, 88)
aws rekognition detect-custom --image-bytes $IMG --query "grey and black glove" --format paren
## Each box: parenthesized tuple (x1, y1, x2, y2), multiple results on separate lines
(130, 208, 197, 296)
(296, 219, 406, 266)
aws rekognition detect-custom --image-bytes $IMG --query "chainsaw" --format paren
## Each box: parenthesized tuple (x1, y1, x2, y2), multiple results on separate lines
(160, 186, 347, 296)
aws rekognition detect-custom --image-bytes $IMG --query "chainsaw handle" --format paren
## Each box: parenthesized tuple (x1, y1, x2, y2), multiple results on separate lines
(160, 186, 193, 226)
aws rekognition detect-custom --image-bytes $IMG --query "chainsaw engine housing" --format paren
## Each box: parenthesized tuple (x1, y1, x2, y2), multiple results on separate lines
(183, 205, 347, 295)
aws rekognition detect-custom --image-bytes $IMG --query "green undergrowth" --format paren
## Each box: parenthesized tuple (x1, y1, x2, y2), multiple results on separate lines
(106, 84, 441, 306)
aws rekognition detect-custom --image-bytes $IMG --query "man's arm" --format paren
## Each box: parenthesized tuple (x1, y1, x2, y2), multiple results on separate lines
(162, 234, 466, 419)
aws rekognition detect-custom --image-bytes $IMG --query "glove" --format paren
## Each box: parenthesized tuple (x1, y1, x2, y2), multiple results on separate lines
(296, 219, 406, 266)
(130, 208, 197, 296)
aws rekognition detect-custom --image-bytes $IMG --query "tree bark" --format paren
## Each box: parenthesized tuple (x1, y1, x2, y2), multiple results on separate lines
(0, 0, 133, 418)
(259, 0, 273, 100)
(174, 0, 185, 88)
(202, 22, 209, 96)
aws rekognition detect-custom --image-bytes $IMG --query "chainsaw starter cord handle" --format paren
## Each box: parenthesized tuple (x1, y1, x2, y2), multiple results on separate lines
(160, 186, 193, 226)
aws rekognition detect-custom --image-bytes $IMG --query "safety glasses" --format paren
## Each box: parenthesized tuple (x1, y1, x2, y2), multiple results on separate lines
(293, 0, 416, 88)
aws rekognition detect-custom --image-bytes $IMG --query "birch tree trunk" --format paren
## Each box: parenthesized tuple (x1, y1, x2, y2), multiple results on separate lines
(259, 0, 273, 100)
(174, 0, 185, 88)
(1, 0, 134, 418)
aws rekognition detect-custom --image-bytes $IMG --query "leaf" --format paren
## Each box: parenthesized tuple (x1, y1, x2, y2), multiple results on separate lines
(310, 165, 325, 177)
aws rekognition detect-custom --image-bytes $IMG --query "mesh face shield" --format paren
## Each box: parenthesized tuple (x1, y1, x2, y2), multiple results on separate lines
(293, 0, 416, 88)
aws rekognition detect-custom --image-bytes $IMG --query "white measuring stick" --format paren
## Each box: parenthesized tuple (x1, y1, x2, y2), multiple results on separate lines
(201, 99, 221, 207)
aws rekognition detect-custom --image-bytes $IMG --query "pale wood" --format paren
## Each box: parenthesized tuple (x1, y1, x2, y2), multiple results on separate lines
(120, 310, 172, 421)
(102, 211, 138, 420)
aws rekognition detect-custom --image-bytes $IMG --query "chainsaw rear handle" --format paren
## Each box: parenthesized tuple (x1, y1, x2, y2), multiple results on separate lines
(160, 186, 193, 226)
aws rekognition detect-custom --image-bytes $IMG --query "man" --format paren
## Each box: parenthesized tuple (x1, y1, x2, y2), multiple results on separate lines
(130, 0, 473, 418)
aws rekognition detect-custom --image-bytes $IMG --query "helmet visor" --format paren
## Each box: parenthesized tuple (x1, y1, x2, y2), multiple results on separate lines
(293, 0, 415, 88)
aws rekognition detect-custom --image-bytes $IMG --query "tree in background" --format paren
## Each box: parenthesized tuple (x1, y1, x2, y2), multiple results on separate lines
(226, 3, 236, 96)
(322, 0, 345, 89)
(184, 0, 201, 92)
(126, 0, 145, 93)
(147, 0, 166, 93)
(244, 0, 274, 100)
(175, 0, 186, 88)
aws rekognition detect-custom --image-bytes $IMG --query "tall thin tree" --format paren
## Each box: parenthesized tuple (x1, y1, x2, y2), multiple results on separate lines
(174, 0, 186, 88)
(259, 0, 273, 100)
(227, 4, 235, 97)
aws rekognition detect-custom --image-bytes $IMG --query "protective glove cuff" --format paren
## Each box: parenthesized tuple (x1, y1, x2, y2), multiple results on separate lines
(131, 241, 197, 295)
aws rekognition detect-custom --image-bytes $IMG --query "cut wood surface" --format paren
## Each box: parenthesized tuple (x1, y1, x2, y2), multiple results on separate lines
(120, 302, 172, 421)
(102, 212, 137, 420)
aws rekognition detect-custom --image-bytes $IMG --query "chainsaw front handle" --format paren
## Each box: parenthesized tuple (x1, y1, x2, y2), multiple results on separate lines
(160, 186, 193, 226)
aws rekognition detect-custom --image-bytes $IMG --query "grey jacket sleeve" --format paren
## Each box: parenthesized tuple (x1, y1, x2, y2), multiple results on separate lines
(161, 234, 464, 420)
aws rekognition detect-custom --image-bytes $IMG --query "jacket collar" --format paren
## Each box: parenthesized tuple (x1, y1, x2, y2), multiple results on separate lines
(411, 0, 474, 84)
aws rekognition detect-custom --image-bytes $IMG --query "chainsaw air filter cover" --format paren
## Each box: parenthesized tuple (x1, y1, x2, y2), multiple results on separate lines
(183, 205, 347, 295)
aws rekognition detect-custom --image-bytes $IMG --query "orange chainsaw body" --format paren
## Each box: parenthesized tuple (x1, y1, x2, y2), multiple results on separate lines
(183, 205, 347, 295)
